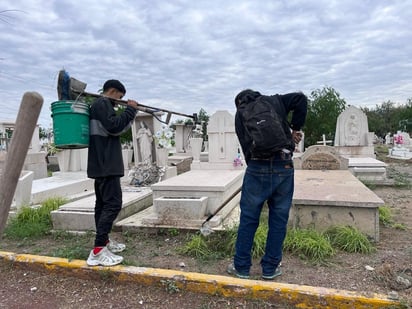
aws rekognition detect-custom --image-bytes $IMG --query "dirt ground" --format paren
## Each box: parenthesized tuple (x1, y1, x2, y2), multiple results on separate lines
(0, 159, 411, 308)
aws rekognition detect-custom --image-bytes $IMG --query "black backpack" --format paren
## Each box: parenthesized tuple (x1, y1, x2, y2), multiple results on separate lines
(238, 95, 291, 158)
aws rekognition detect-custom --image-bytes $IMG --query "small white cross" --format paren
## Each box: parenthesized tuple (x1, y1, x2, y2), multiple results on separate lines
(317, 134, 332, 146)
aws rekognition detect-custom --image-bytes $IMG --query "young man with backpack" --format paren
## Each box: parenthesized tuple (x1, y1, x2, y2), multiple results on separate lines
(228, 89, 307, 280)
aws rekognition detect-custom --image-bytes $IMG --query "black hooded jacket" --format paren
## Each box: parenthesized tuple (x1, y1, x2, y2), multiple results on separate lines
(235, 91, 307, 164)
(87, 97, 137, 178)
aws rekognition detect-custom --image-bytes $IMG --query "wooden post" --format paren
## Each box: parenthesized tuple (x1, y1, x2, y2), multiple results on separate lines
(0, 92, 43, 237)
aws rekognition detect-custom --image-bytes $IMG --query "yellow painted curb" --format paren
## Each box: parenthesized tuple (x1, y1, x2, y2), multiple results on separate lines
(0, 251, 404, 309)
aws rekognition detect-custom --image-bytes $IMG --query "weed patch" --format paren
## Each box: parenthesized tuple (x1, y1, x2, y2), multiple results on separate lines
(283, 228, 334, 263)
(4, 197, 67, 239)
(325, 226, 375, 254)
(160, 279, 180, 294)
(379, 206, 395, 227)
(178, 233, 212, 259)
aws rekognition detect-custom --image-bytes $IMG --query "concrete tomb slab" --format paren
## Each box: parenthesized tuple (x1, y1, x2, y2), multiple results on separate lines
(291, 170, 384, 241)
(123, 169, 244, 230)
(347, 157, 388, 183)
(51, 188, 152, 231)
(151, 169, 244, 215)
(117, 190, 241, 231)
(154, 196, 208, 220)
(31, 171, 94, 204)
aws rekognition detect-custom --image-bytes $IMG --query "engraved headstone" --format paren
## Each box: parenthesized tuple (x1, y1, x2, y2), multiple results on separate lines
(294, 145, 348, 170)
(334, 106, 375, 158)
(334, 105, 369, 146)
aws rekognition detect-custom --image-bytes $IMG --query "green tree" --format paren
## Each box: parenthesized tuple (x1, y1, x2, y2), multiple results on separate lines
(197, 108, 209, 141)
(39, 126, 48, 139)
(304, 86, 347, 147)
(361, 107, 384, 137)
(364, 98, 412, 137)
(375, 101, 397, 134)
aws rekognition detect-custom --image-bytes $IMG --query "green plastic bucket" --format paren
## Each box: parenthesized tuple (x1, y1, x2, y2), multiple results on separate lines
(51, 100, 90, 149)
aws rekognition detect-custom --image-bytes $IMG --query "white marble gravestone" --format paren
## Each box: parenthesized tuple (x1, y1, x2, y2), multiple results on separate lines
(191, 110, 242, 170)
(334, 106, 375, 158)
(174, 123, 195, 154)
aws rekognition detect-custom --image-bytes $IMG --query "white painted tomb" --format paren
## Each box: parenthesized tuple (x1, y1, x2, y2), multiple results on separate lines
(347, 157, 389, 183)
(12, 170, 34, 209)
(388, 131, 412, 159)
(51, 187, 152, 231)
(117, 110, 245, 231)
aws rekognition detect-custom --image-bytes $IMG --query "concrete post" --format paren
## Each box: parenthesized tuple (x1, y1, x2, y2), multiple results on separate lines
(0, 92, 43, 236)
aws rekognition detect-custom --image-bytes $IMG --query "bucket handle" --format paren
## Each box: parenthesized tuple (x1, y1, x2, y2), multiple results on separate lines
(71, 90, 90, 112)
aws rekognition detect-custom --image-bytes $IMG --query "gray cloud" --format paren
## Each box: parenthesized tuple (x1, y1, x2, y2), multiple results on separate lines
(1, 0, 411, 127)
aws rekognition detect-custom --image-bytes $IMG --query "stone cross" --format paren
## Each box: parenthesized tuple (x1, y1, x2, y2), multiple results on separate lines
(317, 134, 332, 146)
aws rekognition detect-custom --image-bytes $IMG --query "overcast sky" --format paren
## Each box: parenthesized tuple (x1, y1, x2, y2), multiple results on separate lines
(1, 0, 411, 128)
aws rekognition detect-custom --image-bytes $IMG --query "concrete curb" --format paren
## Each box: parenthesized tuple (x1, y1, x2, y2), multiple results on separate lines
(0, 251, 404, 308)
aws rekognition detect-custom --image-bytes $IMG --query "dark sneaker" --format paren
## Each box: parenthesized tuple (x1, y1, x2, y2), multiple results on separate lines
(262, 266, 282, 280)
(227, 263, 250, 279)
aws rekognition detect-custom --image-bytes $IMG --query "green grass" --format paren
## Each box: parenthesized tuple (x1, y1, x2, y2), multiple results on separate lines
(283, 228, 335, 263)
(52, 244, 90, 261)
(379, 206, 395, 227)
(379, 205, 408, 230)
(178, 233, 212, 259)
(251, 223, 268, 259)
(374, 145, 389, 161)
(49, 231, 92, 260)
(325, 226, 375, 254)
(178, 208, 271, 261)
(180, 218, 377, 264)
(4, 197, 68, 239)
(392, 223, 407, 230)
(394, 173, 411, 188)
(3, 195, 392, 268)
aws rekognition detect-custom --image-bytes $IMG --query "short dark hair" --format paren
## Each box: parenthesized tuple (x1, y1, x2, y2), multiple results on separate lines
(103, 79, 126, 94)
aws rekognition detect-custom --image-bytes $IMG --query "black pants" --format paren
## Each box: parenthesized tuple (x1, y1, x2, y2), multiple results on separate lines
(93, 176, 122, 247)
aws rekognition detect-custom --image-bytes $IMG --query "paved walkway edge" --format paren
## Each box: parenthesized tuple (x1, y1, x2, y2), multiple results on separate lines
(0, 251, 404, 308)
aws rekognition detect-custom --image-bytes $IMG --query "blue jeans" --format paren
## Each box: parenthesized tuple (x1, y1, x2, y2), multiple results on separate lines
(234, 155, 294, 276)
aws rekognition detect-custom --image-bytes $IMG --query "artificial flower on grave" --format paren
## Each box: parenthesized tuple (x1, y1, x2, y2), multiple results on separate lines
(154, 125, 174, 149)
(394, 134, 404, 145)
(233, 148, 243, 167)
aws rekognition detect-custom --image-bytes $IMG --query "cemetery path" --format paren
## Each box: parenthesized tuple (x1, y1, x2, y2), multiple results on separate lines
(0, 160, 411, 308)
(1, 262, 288, 309)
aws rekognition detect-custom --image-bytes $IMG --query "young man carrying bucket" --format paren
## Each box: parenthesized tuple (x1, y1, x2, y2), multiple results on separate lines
(86, 80, 138, 266)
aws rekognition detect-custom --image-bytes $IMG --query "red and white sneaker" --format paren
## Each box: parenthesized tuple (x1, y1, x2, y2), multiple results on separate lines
(86, 247, 123, 266)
